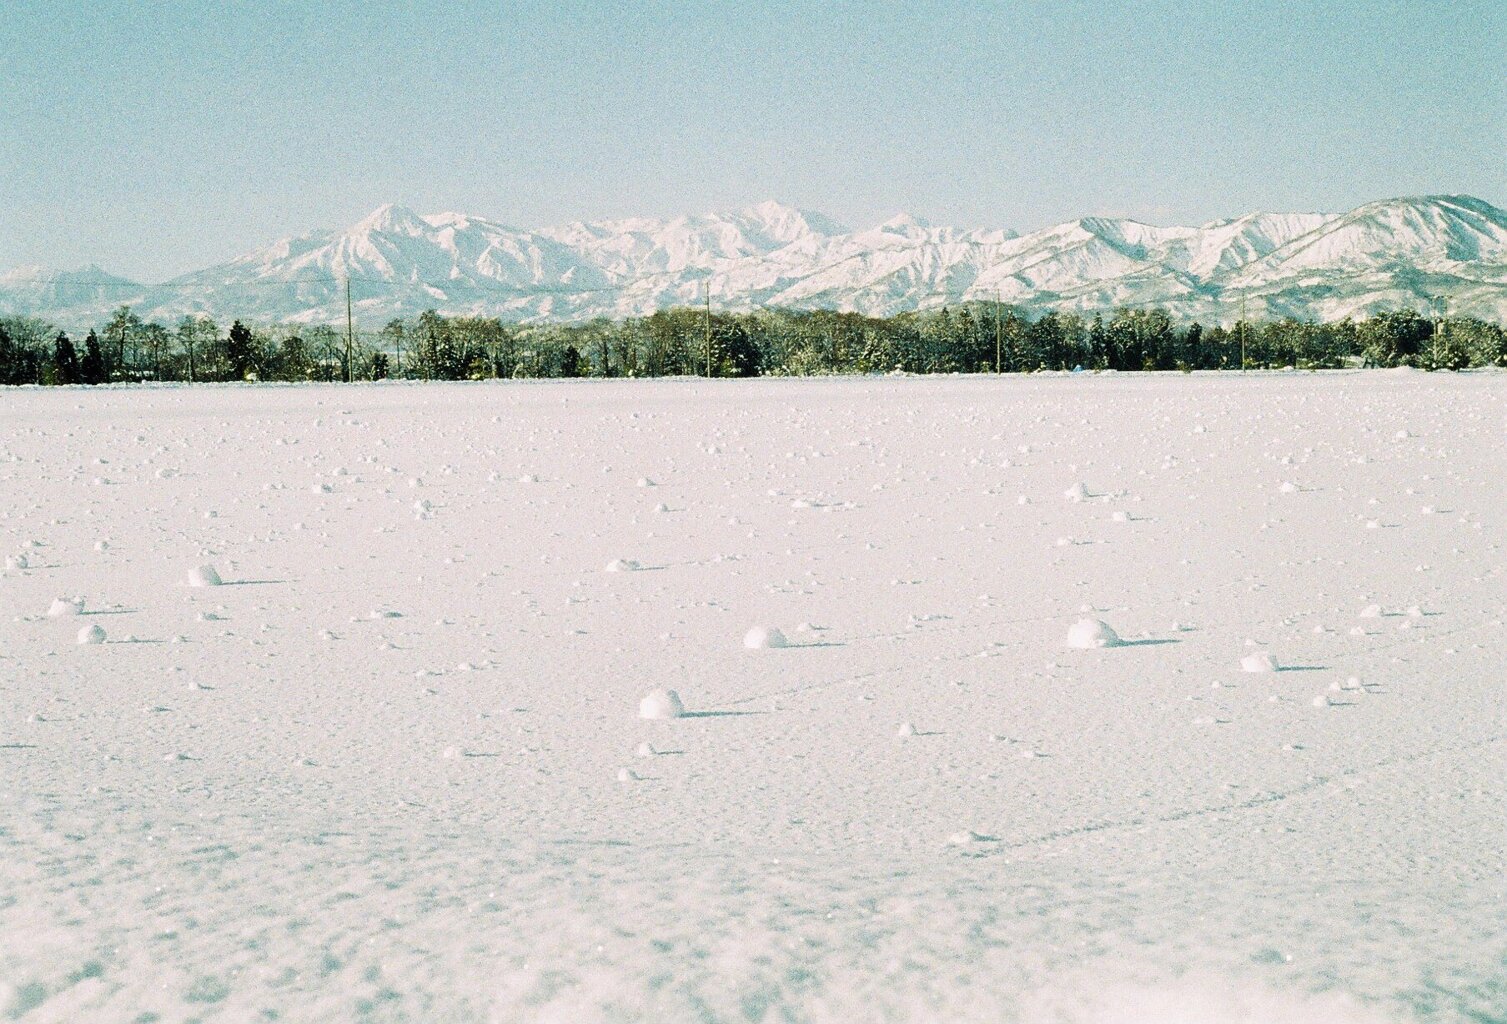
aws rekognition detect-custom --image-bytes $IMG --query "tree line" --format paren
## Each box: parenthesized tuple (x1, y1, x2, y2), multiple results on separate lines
(1, 303, 1502, 386)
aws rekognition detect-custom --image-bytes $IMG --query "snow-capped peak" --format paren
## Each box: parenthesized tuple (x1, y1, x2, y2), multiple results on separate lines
(736, 200, 849, 242)
(877, 212, 932, 234)
(351, 203, 432, 237)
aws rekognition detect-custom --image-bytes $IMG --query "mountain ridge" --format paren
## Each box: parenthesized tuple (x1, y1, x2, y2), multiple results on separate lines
(5, 196, 1505, 328)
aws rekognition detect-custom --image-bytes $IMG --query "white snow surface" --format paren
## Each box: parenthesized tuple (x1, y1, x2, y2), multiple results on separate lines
(1, 373, 1504, 1023)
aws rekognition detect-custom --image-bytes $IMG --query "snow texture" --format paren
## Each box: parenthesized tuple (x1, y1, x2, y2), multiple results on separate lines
(0, 373, 1504, 1023)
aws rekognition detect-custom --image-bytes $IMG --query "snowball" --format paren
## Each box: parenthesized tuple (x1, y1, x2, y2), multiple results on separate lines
(605, 558, 642, 573)
(743, 625, 789, 649)
(1064, 482, 1089, 503)
(896, 721, 916, 738)
(48, 597, 84, 617)
(76, 623, 106, 645)
(1359, 604, 1382, 618)
(1066, 618, 1122, 649)
(947, 830, 989, 846)
(188, 564, 223, 587)
(1240, 651, 1279, 673)
(638, 688, 685, 720)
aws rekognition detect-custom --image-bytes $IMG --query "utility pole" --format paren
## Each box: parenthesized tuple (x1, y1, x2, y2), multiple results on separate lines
(345, 278, 355, 383)
(994, 293, 1002, 374)
(704, 278, 713, 378)
(1239, 293, 1247, 371)
(1432, 294, 1446, 369)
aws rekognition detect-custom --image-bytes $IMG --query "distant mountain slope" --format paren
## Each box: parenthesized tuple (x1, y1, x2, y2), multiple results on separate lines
(0, 265, 148, 316)
(5, 196, 1506, 328)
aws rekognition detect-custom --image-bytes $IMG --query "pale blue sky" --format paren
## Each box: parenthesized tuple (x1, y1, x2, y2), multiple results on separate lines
(3, 0, 1503, 282)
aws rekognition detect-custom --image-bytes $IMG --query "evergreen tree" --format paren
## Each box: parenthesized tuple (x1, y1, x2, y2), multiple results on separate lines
(1452, 318, 1504, 367)
(1183, 322, 1203, 369)
(1106, 311, 1139, 370)
(225, 320, 255, 379)
(52, 333, 80, 384)
(954, 307, 987, 371)
(714, 316, 761, 376)
(1028, 312, 1064, 370)
(81, 331, 106, 384)
(414, 310, 459, 379)
(1141, 309, 1174, 370)
(1358, 310, 1430, 367)
(278, 336, 312, 380)
(0, 323, 17, 385)
(0, 317, 54, 384)
(1087, 314, 1108, 369)
(857, 326, 900, 373)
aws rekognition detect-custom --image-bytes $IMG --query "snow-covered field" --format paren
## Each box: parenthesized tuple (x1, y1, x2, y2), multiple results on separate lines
(2, 372, 1503, 1023)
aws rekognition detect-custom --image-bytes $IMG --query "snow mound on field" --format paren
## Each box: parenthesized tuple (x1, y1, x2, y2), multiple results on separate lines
(1241, 650, 1280, 673)
(48, 596, 84, 617)
(76, 623, 106, 645)
(605, 558, 642, 573)
(744, 625, 789, 649)
(188, 564, 223, 587)
(1066, 618, 1122, 649)
(638, 688, 685, 720)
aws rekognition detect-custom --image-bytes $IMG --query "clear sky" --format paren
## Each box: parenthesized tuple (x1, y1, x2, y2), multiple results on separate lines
(3, 0, 1503, 282)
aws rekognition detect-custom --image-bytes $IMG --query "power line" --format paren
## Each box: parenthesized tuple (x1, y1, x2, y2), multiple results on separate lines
(1, 266, 1461, 337)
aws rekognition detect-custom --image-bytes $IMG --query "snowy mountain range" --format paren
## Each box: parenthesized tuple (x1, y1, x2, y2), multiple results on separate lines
(6, 195, 1507, 328)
